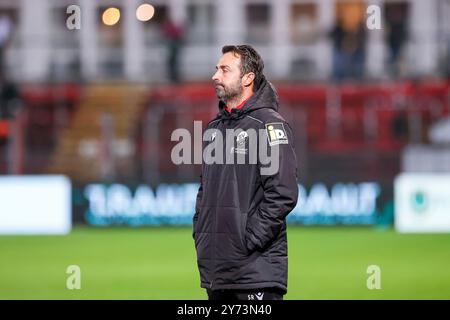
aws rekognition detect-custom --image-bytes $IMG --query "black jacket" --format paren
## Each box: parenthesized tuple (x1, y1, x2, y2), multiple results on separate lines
(193, 77, 299, 293)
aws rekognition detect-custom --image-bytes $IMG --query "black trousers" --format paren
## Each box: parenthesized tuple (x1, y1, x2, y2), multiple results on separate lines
(207, 288, 284, 301)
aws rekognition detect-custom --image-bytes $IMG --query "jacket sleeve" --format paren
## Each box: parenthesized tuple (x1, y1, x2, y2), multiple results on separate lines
(192, 174, 203, 240)
(245, 121, 299, 252)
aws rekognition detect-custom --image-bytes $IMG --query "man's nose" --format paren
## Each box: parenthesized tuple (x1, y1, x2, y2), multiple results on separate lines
(212, 71, 219, 82)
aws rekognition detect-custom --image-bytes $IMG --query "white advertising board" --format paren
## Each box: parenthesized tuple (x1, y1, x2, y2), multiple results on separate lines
(395, 174, 450, 233)
(0, 175, 71, 235)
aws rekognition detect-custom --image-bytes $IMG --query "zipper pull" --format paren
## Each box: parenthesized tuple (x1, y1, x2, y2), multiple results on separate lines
(210, 281, 213, 289)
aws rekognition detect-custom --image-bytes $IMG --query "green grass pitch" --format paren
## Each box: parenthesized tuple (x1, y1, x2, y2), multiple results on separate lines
(0, 226, 449, 299)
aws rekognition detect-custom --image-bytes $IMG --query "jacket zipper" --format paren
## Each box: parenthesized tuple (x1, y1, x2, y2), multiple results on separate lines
(210, 120, 225, 291)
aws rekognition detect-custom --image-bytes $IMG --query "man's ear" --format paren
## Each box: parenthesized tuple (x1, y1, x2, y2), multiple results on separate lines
(242, 72, 255, 87)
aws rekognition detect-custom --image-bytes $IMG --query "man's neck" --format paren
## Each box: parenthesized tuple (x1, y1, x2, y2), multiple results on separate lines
(226, 91, 253, 110)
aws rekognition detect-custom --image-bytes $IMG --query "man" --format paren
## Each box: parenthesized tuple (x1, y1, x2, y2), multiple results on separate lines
(193, 45, 299, 300)
(161, 15, 184, 83)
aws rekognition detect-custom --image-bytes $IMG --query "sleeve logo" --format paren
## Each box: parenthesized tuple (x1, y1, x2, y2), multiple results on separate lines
(265, 122, 288, 146)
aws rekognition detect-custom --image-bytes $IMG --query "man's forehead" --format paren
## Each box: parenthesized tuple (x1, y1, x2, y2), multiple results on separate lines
(216, 52, 240, 68)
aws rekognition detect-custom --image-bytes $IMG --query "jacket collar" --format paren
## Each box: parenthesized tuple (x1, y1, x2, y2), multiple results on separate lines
(216, 76, 279, 121)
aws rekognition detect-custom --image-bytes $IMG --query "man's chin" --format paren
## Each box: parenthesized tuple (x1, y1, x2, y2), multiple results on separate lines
(215, 89, 225, 99)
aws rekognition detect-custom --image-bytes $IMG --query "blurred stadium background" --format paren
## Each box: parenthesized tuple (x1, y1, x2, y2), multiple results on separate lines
(0, 0, 450, 299)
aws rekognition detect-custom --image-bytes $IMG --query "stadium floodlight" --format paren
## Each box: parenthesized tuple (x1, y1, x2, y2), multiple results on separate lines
(102, 7, 121, 26)
(136, 4, 155, 22)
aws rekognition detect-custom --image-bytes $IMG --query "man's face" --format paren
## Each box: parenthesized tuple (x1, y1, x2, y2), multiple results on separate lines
(212, 52, 243, 102)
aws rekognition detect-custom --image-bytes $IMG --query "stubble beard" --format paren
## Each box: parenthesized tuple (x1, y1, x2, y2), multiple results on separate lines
(215, 79, 243, 105)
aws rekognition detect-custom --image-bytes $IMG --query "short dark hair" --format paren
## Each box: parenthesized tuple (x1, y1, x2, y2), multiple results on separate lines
(222, 45, 264, 91)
